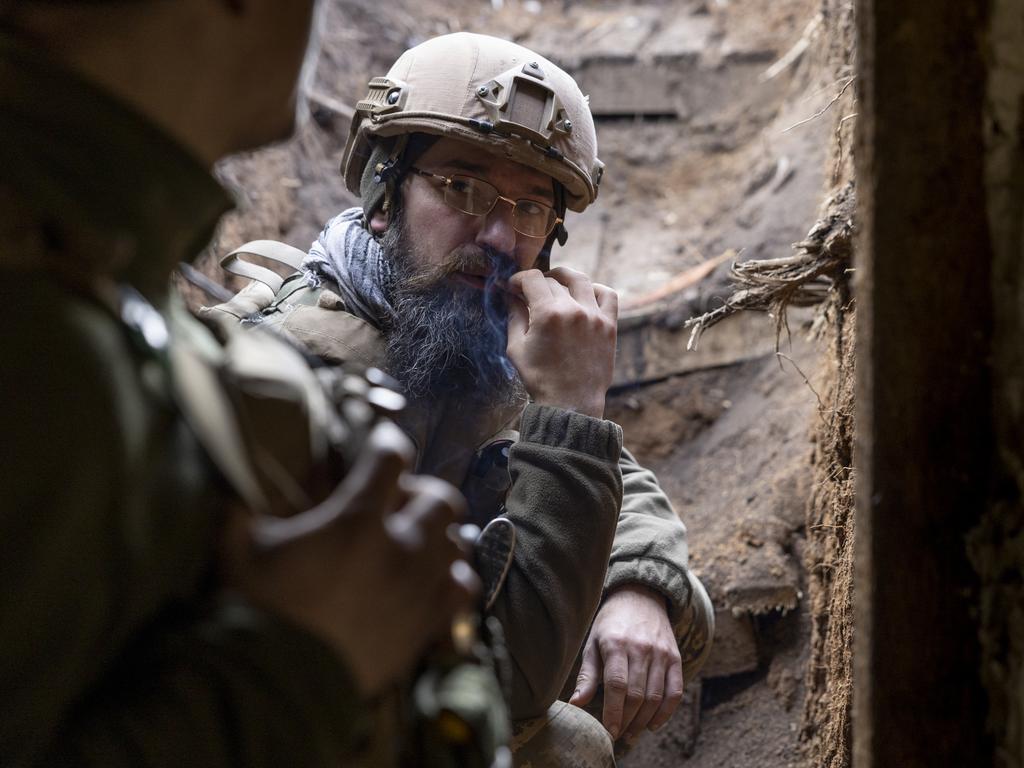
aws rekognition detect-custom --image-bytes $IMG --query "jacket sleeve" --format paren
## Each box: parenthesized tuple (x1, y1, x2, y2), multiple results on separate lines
(0, 283, 369, 767)
(489, 404, 624, 719)
(603, 447, 693, 624)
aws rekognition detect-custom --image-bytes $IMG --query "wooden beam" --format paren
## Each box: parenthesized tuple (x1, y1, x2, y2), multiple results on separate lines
(853, 0, 994, 764)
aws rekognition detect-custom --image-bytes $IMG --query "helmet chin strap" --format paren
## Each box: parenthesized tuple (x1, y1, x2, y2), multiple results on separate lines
(536, 184, 568, 272)
(372, 134, 410, 222)
(361, 134, 441, 229)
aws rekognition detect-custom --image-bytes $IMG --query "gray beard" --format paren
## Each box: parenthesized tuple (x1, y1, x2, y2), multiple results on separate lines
(379, 210, 525, 407)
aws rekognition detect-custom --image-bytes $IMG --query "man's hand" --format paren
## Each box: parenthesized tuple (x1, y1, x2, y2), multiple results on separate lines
(570, 584, 683, 741)
(222, 421, 478, 697)
(506, 267, 618, 419)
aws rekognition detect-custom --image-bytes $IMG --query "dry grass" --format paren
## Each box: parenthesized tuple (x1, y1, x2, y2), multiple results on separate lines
(685, 180, 855, 351)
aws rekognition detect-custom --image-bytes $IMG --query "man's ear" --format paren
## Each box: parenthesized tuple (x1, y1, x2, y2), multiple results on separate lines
(369, 207, 389, 234)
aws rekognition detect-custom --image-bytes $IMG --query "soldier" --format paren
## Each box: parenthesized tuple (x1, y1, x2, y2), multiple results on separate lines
(211, 33, 715, 765)
(0, 2, 483, 766)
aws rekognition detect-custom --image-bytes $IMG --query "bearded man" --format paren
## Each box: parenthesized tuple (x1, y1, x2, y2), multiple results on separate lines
(213, 32, 714, 765)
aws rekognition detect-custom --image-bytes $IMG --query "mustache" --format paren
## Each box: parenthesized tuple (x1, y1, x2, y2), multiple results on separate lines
(401, 245, 518, 293)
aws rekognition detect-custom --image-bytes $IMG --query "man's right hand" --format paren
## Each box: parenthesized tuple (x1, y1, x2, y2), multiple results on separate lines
(222, 420, 478, 697)
(506, 267, 618, 419)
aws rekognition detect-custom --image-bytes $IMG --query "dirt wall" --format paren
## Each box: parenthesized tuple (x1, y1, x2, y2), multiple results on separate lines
(798, 0, 856, 765)
(800, 301, 853, 768)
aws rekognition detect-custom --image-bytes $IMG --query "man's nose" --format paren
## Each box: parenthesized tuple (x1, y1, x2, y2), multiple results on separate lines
(474, 198, 518, 257)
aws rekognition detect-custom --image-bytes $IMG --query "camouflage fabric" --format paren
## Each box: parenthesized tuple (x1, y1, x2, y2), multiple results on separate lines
(511, 703, 615, 768)
(677, 569, 715, 681)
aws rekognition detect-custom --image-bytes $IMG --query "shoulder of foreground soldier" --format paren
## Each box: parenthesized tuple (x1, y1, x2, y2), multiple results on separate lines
(0, 273, 375, 767)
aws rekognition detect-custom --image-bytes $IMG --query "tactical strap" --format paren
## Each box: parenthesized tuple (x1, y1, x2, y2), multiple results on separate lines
(476, 518, 517, 612)
(166, 301, 271, 516)
(220, 240, 308, 293)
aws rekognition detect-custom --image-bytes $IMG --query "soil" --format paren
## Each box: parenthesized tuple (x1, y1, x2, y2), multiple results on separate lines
(201, 1, 851, 766)
(796, 2, 857, 764)
(799, 299, 854, 768)
(609, 323, 824, 767)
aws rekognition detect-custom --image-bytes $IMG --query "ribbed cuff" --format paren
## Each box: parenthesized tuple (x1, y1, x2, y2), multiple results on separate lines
(518, 404, 623, 461)
(603, 559, 693, 626)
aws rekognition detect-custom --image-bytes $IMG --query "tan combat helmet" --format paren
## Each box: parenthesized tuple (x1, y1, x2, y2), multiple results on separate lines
(340, 32, 604, 224)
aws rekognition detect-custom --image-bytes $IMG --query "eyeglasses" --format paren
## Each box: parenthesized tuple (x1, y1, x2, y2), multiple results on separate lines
(408, 167, 562, 238)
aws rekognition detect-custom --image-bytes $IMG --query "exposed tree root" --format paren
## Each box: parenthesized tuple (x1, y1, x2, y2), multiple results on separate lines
(685, 180, 855, 351)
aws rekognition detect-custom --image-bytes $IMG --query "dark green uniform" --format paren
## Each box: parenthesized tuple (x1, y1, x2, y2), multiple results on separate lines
(0, 36, 369, 766)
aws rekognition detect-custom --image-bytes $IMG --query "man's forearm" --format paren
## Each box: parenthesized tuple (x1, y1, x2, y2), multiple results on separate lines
(489, 404, 624, 719)
(604, 447, 693, 622)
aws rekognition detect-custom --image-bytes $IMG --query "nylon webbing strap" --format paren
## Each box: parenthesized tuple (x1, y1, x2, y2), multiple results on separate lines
(166, 302, 270, 517)
(220, 240, 308, 293)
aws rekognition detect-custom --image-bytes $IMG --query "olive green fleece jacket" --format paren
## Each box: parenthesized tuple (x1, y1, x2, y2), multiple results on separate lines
(238, 261, 694, 722)
(0, 39, 369, 766)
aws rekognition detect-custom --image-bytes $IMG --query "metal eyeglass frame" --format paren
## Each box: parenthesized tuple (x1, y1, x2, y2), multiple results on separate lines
(407, 166, 563, 238)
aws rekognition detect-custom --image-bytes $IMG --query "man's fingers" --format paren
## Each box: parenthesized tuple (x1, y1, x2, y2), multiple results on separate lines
(600, 651, 630, 740)
(251, 420, 411, 548)
(325, 420, 411, 515)
(385, 476, 466, 604)
(546, 266, 599, 309)
(392, 474, 465, 539)
(544, 276, 570, 300)
(593, 282, 619, 319)
(437, 559, 482, 618)
(570, 636, 602, 707)
(507, 294, 530, 342)
(647, 659, 684, 732)
(617, 650, 649, 739)
(509, 269, 553, 306)
(625, 657, 668, 738)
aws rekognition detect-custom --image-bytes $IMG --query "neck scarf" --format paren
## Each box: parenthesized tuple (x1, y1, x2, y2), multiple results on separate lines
(302, 207, 393, 325)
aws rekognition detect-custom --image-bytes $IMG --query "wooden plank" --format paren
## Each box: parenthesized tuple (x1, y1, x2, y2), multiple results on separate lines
(613, 309, 781, 388)
(573, 58, 683, 117)
(620, 251, 734, 311)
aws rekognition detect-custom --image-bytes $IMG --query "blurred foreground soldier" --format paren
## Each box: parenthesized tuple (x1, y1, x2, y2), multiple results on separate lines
(211, 33, 715, 766)
(0, 2, 485, 766)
